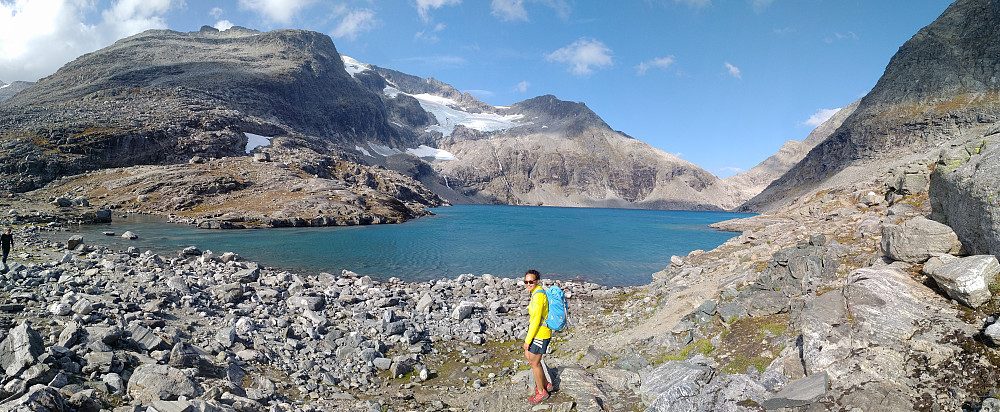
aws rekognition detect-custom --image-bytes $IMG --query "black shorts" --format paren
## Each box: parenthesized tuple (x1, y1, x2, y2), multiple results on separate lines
(528, 338, 550, 354)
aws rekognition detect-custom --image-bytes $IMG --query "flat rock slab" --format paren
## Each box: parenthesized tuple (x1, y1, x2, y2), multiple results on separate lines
(762, 371, 828, 410)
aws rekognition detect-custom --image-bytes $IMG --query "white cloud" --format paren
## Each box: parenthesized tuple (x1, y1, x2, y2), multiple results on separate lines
(724, 61, 741, 79)
(331, 9, 376, 40)
(546, 38, 613, 76)
(802, 107, 841, 127)
(238, 0, 315, 25)
(210, 7, 224, 19)
(0, 0, 179, 82)
(715, 166, 745, 177)
(675, 0, 710, 8)
(415, 0, 461, 22)
(214, 20, 234, 31)
(414, 22, 445, 42)
(491, 0, 527, 21)
(514, 80, 530, 93)
(636, 55, 675, 75)
(490, 0, 569, 22)
(751, 0, 773, 13)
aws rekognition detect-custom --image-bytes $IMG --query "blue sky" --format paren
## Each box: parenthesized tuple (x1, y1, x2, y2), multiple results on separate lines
(1, 0, 952, 177)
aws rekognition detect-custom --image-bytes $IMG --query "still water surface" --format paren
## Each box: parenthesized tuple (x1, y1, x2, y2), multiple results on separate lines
(52, 205, 752, 286)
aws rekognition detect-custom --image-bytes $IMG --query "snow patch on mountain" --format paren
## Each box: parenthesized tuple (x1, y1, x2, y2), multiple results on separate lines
(341, 55, 370, 77)
(410, 93, 525, 137)
(383, 86, 400, 98)
(367, 142, 400, 157)
(407, 145, 457, 161)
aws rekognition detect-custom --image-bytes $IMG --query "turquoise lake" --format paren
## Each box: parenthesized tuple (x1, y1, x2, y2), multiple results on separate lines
(50, 205, 752, 287)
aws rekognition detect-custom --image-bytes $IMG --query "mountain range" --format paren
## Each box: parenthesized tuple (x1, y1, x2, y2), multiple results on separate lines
(0, 24, 845, 220)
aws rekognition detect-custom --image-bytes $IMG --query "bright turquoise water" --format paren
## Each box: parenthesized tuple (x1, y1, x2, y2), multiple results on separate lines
(51, 205, 752, 286)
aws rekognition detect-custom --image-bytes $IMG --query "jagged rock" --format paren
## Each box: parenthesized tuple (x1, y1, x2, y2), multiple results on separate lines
(923, 255, 1000, 308)
(127, 364, 200, 403)
(0, 321, 45, 377)
(761, 371, 828, 410)
(0, 384, 68, 411)
(800, 291, 850, 375)
(128, 324, 169, 352)
(452, 301, 476, 320)
(984, 322, 1000, 346)
(550, 366, 607, 412)
(881, 216, 962, 263)
(931, 134, 1000, 258)
(67, 235, 84, 250)
(639, 356, 715, 407)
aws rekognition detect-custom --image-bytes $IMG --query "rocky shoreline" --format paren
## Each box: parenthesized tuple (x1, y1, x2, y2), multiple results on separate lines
(4, 170, 1000, 411)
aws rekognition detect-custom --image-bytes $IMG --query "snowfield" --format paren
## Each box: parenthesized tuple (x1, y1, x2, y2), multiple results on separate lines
(341, 55, 370, 77)
(410, 93, 524, 137)
(407, 145, 458, 161)
(359, 142, 458, 161)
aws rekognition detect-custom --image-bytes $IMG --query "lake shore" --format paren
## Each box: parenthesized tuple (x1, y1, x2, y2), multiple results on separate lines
(2, 184, 997, 411)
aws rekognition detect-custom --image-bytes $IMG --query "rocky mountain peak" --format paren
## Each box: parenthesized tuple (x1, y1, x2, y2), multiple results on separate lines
(862, 0, 1000, 109)
(741, 0, 1000, 212)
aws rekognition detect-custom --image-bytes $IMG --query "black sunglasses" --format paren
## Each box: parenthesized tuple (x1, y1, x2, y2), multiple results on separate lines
(524, 279, 537, 284)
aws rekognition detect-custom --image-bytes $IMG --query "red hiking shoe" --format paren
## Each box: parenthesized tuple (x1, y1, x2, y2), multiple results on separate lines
(546, 382, 554, 392)
(528, 387, 550, 404)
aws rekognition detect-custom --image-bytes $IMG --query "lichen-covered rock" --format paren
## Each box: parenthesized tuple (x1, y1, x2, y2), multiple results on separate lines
(881, 216, 962, 263)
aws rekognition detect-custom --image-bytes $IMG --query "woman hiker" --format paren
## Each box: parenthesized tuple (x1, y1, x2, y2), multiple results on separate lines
(523, 269, 554, 404)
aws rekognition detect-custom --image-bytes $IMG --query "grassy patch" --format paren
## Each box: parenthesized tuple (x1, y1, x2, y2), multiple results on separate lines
(713, 314, 791, 375)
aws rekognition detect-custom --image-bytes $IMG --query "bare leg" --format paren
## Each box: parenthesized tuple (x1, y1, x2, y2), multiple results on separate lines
(526, 351, 548, 392)
(541, 358, 552, 387)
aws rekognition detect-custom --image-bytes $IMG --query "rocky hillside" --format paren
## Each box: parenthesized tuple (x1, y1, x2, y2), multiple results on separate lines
(742, 0, 1000, 213)
(0, 80, 32, 103)
(345, 60, 744, 210)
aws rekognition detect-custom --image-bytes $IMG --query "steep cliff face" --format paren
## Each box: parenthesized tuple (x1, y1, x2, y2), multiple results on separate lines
(742, 0, 1000, 212)
(0, 27, 425, 191)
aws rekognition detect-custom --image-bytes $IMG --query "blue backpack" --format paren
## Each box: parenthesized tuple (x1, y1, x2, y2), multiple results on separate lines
(534, 285, 567, 331)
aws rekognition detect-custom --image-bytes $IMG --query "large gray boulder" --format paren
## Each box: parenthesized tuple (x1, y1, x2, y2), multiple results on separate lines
(127, 364, 200, 403)
(931, 134, 1000, 257)
(923, 255, 1000, 308)
(0, 321, 45, 377)
(0, 384, 69, 411)
(639, 357, 714, 409)
(881, 216, 962, 263)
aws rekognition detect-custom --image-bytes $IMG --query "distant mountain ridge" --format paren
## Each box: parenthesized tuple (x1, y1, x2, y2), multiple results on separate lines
(0, 80, 32, 103)
(0, 24, 823, 213)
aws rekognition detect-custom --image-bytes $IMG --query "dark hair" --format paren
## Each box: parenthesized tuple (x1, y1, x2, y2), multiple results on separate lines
(525, 269, 541, 281)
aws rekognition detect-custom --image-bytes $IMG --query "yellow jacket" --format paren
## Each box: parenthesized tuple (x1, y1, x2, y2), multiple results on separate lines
(525, 285, 552, 345)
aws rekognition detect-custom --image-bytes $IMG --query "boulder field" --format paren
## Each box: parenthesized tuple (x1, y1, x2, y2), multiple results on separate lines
(0, 165, 1000, 411)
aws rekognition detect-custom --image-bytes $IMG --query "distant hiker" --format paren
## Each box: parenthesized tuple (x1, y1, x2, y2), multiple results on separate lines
(1, 228, 12, 265)
(523, 269, 553, 404)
